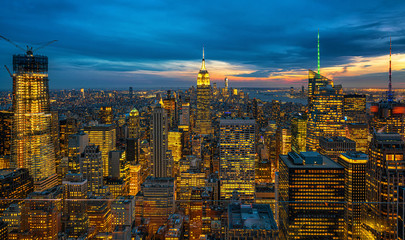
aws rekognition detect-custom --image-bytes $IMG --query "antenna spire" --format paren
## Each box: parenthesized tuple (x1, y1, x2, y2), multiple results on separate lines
(317, 30, 320, 74)
(388, 37, 393, 101)
(201, 46, 206, 70)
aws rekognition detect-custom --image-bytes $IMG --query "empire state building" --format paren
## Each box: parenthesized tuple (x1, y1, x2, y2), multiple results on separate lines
(196, 49, 212, 135)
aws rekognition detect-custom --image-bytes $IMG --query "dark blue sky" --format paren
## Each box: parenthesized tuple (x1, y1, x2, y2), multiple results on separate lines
(1, 0, 404, 89)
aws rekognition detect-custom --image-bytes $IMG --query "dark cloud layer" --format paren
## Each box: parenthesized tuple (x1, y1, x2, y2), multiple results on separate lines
(0, 0, 404, 89)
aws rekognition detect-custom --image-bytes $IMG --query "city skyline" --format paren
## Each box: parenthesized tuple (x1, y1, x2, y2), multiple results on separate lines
(0, 0, 405, 89)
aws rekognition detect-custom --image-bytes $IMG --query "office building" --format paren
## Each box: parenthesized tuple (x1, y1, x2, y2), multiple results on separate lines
(319, 136, 356, 162)
(345, 123, 368, 153)
(62, 173, 89, 238)
(279, 151, 345, 239)
(0, 111, 12, 157)
(338, 152, 367, 240)
(80, 145, 103, 193)
(11, 51, 57, 191)
(291, 114, 307, 153)
(227, 204, 279, 239)
(220, 118, 255, 203)
(0, 168, 33, 214)
(127, 108, 140, 139)
(151, 102, 171, 178)
(343, 94, 367, 124)
(99, 106, 113, 125)
(84, 124, 116, 177)
(363, 132, 405, 239)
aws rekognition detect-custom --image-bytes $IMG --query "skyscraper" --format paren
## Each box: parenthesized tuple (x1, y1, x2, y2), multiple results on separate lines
(307, 81, 345, 151)
(363, 132, 405, 239)
(11, 50, 57, 191)
(343, 94, 367, 124)
(338, 151, 367, 240)
(219, 117, 255, 203)
(196, 48, 212, 135)
(80, 145, 104, 193)
(151, 102, 170, 178)
(99, 106, 113, 125)
(0, 111, 12, 157)
(291, 114, 307, 153)
(128, 108, 140, 139)
(84, 124, 116, 177)
(319, 136, 356, 162)
(279, 152, 345, 239)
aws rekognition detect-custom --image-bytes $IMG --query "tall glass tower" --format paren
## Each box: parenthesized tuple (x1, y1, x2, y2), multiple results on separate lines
(11, 51, 57, 191)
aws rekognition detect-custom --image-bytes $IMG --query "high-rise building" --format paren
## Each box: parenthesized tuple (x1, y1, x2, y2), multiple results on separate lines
(345, 123, 368, 153)
(151, 103, 171, 178)
(319, 136, 356, 162)
(135, 177, 175, 235)
(0, 111, 12, 157)
(291, 114, 307, 153)
(163, 90, 178, 129)
(87, 195, 113, 237)
(84, 124, 116, 177)
(337, 152, 367, 240)
(196, 49, 212, 135)
(80, 145, 104, 193)
(0, 168, 33, 214)
(168, 131, 182, 175)
(11, 51, 57, 191)
(129, 163, 141, 196)
(99, 106, 113, 125)
(307, 79, 345, 151)
(62, 173, 88, 238)
(276, 126, 291, 161)
(363, 132, 405, 239)
(219, 118, 255, 203)
(128, 108, 140, 139)
(59, 118, 78, 158)
(343, 94, 367, 124)
(20, 186, 63, 240)
(279, 152, 345, 239)
(129, 87, 133, 99)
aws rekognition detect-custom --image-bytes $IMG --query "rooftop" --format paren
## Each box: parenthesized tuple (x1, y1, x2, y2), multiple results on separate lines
(228, 204, 278, 231)
(281, 151, 343, 169)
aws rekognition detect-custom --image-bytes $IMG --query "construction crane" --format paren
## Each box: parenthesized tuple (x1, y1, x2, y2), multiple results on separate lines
(0, 34, 57, 56)
(1, 34, 57, 78)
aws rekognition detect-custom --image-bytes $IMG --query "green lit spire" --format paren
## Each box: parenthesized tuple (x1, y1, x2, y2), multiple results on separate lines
(317, 30, 320, 74)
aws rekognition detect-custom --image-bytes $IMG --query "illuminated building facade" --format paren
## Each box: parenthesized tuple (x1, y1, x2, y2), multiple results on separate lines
(343, 94, 367, 124)
(88, 196, 113, 237)
(0, 168, 33, 214)
(319, 136, 356, 162)
(84, 124, 116, 177)
(20, 186, 63, 240)
(11, 52, 57, 191)
(111, 196, 135, 227)
(279, 152, 345, 239)
(164, 90, 178, 129)
(0, 111, 12, 157)
(345, 123, 368, 153)
(129, 163, 141, 196)
(127, 108, 140, 139)
(291, 114, 307, 153)
(363, 132, 405, 239)
(307, 69, 332, 107)
(62, 173, 88, 238)
(1, 203, 20, 232)
(338, 152, 367, 240)
(151, 102, 170, 178)
(80, 145, 103, 193)
(276, 126, 292, 159)
(59, 118, 78, 157)
(168, 131, 182, 175)
(398, 187, 405, 240)
(196, 49, 212, 135)
(99, 106, 113, 124)
(180, 101, 190, 126)
(135, 177, 175, 235)
(220, 118, 255, 203)
(370, 101, 405, 137)
(307, 81, 345, 151)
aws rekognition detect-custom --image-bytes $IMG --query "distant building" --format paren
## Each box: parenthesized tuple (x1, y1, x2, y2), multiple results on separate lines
(127, 108, 140, 139)
(227, 203, 278, 239)
(196, 49, 212, 135)
(279, 151, 345, 239)
(345, 123, 368, 153)
(291, 114, 307, 154)
(80, 145, 104, 193)
(343, 94, 367, 124)
(0, 111, 12, 157)
(99, 106, 113, 125)
(84, 124, 116, 177)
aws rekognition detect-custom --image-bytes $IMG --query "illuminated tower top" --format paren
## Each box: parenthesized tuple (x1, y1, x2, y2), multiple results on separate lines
(197, 47, 210, 86)
(317, 30, 320, 74)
